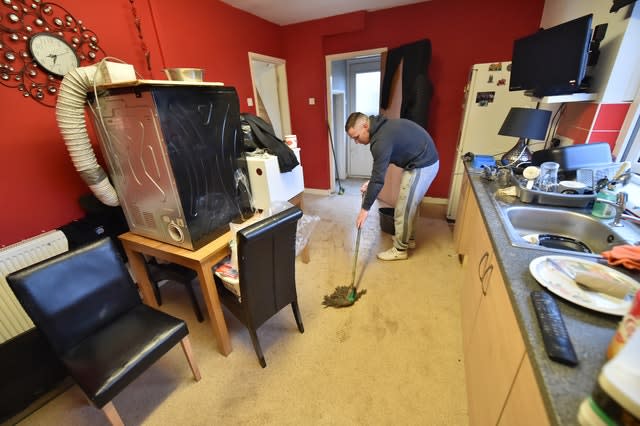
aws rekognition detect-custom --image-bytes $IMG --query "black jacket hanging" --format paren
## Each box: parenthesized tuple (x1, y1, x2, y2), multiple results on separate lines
(380, 39, 433, 129)
(240, 113, 300, 173)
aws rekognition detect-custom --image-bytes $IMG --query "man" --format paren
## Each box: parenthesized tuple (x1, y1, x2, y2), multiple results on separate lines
(345, 112, 439, 261)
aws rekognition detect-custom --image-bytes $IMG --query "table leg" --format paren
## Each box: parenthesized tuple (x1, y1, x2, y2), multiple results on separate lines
(123, 246, 159, 308)
(196, 264, 232, 356)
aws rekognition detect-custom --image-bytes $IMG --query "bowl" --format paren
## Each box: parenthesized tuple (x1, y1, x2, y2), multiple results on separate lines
(163, 68, 204, 82)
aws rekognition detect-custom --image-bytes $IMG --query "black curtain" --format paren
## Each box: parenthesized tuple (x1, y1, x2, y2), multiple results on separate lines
(380, 39, 433, 129)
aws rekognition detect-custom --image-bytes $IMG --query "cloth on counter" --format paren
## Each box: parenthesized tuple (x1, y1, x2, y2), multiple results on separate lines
(601, 245, 640, 271)
(496, 186, 518, 197)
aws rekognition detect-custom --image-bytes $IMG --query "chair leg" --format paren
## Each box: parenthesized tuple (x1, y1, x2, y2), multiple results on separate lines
(186, 281, 205, 322)
(180, 336, 202, 381)
(248, 327, 266, 368)
(102, 401, 124, 426)
(291, 300, 304, 333)
(151, 280, 163, 306)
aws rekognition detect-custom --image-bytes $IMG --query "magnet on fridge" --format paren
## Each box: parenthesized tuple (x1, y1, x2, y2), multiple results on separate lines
(487, 74, 494, 83)
(497, 78, 506, 86)
(475, 91, 495, 105)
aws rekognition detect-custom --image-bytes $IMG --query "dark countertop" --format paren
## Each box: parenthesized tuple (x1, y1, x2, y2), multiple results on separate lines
(465, 171, 637, 426)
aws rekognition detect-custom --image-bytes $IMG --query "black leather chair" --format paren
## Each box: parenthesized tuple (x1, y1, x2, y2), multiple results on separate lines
(7, 238, 201, 425)
(214, 205, 304, 368)
(145, 258, 204, 322)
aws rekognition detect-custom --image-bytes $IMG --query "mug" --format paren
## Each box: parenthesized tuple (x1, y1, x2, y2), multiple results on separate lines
(536, 162, 559, 192)
(558, 180, 587, 194)
(496, 168, 511, 187)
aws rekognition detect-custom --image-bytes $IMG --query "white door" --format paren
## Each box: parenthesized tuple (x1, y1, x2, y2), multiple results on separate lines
(347, 57, 380, 178)
(249, 53, 291, 138)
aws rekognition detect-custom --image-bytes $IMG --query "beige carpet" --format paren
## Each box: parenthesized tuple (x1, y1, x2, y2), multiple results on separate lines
(17, 180, 468, 425)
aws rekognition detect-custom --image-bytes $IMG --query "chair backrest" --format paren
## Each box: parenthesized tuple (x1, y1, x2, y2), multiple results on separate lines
(7, 238, 141, 355)
(237, 206, 303, 327)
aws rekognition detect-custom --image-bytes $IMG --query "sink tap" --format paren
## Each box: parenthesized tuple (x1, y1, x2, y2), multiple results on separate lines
(619, 213, 640, 226)
(596, 192, 628, 226)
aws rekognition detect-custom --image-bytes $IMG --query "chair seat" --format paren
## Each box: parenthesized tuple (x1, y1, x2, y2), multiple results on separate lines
(61, 304, 188, 408)
(7, 238, 201, 424)
(146, 261, 204, 322)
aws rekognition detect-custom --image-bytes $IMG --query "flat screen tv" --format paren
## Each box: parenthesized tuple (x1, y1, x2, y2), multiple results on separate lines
(509, 14, 593, 97)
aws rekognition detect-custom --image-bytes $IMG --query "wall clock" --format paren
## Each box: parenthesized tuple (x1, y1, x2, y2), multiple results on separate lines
(29, 32, 79, 77)
(0, 0, 106, 107)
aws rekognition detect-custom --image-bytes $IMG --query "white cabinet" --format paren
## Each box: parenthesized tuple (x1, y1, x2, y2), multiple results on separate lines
(246, 148, 304, 210)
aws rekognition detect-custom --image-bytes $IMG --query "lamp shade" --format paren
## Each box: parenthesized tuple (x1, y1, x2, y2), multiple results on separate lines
(498, 107, 551, 140)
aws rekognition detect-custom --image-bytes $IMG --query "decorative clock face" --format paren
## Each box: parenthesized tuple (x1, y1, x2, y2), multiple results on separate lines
(0, 1, 107, 107)
(29, 33, 80, 77)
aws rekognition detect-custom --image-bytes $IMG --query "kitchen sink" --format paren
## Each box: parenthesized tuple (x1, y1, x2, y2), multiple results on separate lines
(491, 194, 640, 256)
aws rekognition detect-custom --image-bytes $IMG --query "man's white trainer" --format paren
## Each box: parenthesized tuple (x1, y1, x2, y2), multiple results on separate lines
(377, 247, 408, 261)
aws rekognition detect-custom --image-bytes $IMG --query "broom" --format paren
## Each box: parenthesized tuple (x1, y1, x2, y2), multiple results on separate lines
(322, 224, 366, 308)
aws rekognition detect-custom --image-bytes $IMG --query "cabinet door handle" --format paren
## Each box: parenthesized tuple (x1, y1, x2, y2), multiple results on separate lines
(478, 251, 489, 280)
(481, 264, 493, 295)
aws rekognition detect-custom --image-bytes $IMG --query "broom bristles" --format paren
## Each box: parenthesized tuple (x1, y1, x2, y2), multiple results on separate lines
(322, 285, 366, 308)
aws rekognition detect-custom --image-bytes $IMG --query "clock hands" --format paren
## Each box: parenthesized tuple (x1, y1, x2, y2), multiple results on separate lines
(46, 51, 72, 65)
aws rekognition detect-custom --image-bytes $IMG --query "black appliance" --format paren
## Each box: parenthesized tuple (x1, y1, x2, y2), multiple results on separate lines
(89, 83, 253, 250)
(510, 14, 593, 97)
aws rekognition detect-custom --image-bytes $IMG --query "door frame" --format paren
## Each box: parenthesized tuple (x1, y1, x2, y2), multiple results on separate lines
(249, 52, 292, 137)
(325, 48, 386, 193)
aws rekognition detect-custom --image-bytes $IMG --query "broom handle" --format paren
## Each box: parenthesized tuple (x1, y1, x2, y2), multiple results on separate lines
(350, 192, 365, 289)
(350, 225, 361, 289)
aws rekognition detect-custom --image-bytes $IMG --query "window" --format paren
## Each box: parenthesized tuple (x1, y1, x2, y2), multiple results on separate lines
(620, 105, 640, 173)
(618, 95, 640, 209)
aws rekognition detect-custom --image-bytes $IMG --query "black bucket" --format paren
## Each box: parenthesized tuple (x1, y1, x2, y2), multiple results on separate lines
(379, 208, 395, 235)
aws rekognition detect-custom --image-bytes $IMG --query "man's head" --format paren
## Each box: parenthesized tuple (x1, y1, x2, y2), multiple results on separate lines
(345, 112, 370, 145)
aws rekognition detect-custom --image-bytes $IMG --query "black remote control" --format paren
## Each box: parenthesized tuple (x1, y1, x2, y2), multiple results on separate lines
(530, 291, 578, 367)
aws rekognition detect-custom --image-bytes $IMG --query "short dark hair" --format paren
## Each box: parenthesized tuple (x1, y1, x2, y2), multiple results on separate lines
(345, 112, 368, 133)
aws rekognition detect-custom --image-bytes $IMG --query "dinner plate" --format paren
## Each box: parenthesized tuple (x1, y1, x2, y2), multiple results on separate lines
(529, 255, 640, 316)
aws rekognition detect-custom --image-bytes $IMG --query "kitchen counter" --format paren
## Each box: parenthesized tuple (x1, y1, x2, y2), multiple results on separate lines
(465, 170, 637, 426)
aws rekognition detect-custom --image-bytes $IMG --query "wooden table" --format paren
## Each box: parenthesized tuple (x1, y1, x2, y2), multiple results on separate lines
(119, 231, 233, 356)
(118, 193, 310, 356)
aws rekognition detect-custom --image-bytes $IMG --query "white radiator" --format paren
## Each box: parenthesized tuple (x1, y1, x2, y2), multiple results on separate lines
(0, 230, 68, 343)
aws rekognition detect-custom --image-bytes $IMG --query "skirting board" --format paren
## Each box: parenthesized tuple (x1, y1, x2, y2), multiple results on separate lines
(304, 188, 331, 196)
(423, 196, 448, 205)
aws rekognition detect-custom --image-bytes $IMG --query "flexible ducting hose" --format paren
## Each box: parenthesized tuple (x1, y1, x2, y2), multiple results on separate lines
(55, 65, 120, 206)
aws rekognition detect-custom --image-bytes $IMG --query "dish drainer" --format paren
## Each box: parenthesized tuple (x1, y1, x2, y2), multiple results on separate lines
(510, 174, 596, 208)
(576, 163, 621, 191)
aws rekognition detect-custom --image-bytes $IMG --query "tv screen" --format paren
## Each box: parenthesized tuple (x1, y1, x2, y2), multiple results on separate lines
(509, 14, 593, 97)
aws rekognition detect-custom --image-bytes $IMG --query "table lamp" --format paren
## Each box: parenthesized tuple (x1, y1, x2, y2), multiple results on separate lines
(499, 107, 552, 166)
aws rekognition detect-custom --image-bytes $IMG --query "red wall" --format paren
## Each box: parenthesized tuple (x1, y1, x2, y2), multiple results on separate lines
(556, 103, 631, 151)
(0, 0, 280, 246)
(282, 0, 545, 194)
(0, 0, 543, 246)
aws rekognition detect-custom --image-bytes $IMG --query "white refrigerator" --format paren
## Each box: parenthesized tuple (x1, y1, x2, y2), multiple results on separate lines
(446, 62, 539, 221)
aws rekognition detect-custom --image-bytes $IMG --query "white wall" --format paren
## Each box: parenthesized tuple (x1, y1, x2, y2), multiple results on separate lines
(541, 0, 640, 102)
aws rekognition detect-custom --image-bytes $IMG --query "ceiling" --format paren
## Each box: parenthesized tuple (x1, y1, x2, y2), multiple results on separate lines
(219, 0, 429, 26)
